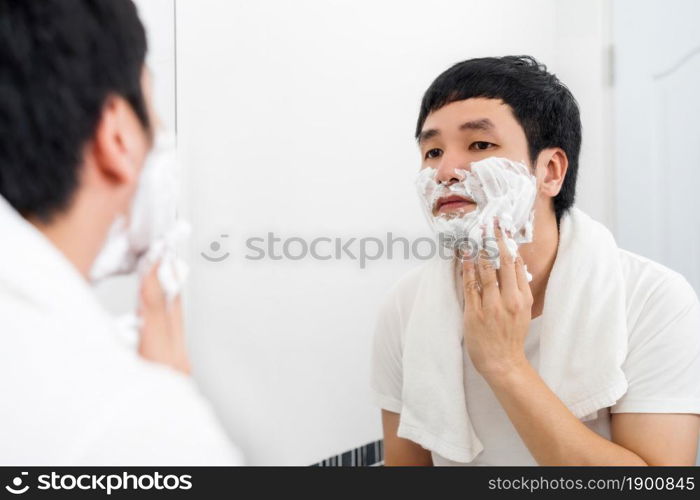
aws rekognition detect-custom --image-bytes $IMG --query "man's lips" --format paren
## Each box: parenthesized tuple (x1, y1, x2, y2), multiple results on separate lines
(434, 194, 476, 215)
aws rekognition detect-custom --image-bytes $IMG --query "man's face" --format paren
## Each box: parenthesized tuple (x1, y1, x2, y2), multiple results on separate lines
(136, 67, 159, 163)
(417, 97, 531, 217)
(118, 67, 159, 212)
(98, 66, 161, 228)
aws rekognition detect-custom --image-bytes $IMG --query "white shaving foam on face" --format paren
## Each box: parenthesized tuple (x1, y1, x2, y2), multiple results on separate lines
(416, 156, 537, 280)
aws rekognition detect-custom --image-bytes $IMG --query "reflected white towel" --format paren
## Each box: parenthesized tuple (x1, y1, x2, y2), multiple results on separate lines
(398, 208, 629, 463)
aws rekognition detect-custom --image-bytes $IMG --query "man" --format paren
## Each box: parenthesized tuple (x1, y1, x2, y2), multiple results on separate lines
(0, 0, 242, 464)
(371, 56, 700, 465)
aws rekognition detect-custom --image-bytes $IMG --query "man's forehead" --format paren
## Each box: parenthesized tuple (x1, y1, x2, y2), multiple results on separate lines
(419, 98, 515, 141)
(424, 98, 511, 125)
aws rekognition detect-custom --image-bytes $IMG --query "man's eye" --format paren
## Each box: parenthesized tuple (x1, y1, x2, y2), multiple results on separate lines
(425, 148, 442, 159)
(471, 141, 495, 151)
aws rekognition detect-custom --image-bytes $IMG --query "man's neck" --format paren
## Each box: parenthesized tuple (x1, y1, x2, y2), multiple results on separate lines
(28, 198, 111, 281)
(518, 209, 560, 318)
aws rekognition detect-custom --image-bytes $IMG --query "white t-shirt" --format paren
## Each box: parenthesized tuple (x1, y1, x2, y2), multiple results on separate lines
(370, 248, 700, 466)
(0, 197, 243, 465)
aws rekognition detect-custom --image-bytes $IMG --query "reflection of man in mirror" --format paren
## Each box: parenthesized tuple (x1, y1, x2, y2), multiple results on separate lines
(0, 0, 242, 465)
(372, 56, 700, 466)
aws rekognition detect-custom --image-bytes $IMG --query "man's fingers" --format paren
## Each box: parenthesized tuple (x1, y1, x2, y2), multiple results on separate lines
(462, 256, 482, 313)
(514, 253, 533, 304)
(477, 246, 500, 305)
(139, 261, 166, 310)
(493, 219, 517, 296)
(167, 295, 191, 374)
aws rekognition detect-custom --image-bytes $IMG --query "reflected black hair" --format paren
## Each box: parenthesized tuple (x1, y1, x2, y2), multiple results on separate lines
(0, 0, 148, 221)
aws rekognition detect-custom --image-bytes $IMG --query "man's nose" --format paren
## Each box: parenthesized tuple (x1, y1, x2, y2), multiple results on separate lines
(435, 152, 469, 185)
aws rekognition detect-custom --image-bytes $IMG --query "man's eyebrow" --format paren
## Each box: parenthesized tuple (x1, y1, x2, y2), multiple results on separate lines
(459, 118, 495, 131)
(417, 128, 440, 144)
(418, 118, 496, 144)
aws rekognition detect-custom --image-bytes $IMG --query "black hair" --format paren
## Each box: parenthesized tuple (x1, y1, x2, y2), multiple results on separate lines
(416, 55, 582, 222)
(0, 0, 148, 221)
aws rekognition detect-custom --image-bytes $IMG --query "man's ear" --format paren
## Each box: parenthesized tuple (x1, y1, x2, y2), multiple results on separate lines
(91, 95, 146, 187)
(536, 148, 568, 198)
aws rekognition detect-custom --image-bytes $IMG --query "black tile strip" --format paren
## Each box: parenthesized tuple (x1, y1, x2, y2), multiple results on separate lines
(311, 439, 384, 467)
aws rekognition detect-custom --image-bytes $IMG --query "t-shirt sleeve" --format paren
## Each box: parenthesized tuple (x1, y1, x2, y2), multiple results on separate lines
(369, 288, 405, 414)
(611, 272, 700, 414)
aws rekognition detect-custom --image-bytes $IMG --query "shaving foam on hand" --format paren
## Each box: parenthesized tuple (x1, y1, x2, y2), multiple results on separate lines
(416, 156, 537, 281)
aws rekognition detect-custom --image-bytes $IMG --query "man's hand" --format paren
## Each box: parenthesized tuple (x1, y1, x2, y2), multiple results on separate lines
(462, 219, 533, 380)
(138, 262, 191, 374)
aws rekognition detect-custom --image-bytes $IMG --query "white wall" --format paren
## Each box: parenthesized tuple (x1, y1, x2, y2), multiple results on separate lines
(614, 0, 700, 292)
(174, 0, 614, 464)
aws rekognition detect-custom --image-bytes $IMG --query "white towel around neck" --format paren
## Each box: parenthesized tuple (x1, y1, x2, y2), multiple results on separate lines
(398, 207, 629, 463)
